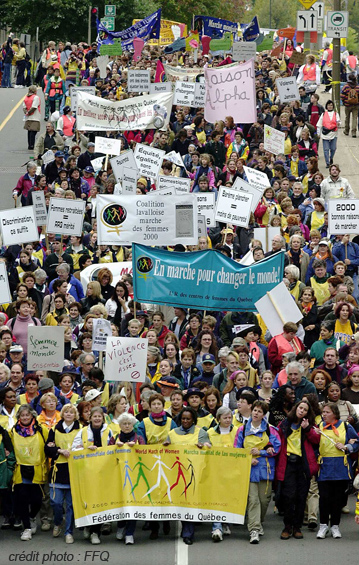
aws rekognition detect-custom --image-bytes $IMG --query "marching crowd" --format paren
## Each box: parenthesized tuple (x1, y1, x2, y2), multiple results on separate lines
(1, 30, 359, 551)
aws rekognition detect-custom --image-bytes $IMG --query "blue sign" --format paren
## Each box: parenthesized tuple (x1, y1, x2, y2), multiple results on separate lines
(133, 244, 285, 312)
(240, 16, 260, 42)
(194, 16, 238, 38)
(97, 9, 161, 51)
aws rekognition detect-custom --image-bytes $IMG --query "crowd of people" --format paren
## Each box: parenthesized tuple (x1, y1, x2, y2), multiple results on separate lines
(0, 29, 359, 551)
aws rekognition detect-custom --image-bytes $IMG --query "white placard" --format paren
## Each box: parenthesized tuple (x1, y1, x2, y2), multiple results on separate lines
(156, 187, 175, 197)
(0, 206, 38, 246)
(110, 150, 138, 183)
(193, 83, 206, 107)
(328, 200, 359, 234)
(32, 191, 48, 227)
(243, 166, 270, 191)
(105, 336, 147, 382)
(42, 149, 55, 165)
(97, 55, 110, 79)
(253, 227, 281, 254)
(70, 86, 96, 113)
(173, 81, 196, 105)
(0, 263, 12, 305)
(46, 198, 86, 236)
(134, 143, 166, 178)
(97, 194, 198, 246)
(276, 77, 300, 103)
(232, 42, 257, 62)
(27, 326, 65, 372)
(94, 136, 122, 156)
(255, 280, 302, 338)
(122, 167, 138, 194)
(232, 176, 263, 214)
(165, 151, 184, 168)
(92, 318, 113, 352)
(114, 182, 122, 194)
(158, 176, 190, 194)
(215, 187, 253, 228)
(197, 193, 216, 228)
(91, 156, 104, 172)
(149, 82, 173, 94)
(197, 214, 206, 238)
(264, 125, 285, 155)
(127, 70, 151, 92)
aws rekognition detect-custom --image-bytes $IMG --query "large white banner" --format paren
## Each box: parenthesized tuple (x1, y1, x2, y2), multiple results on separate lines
(328, 200, 359, 234)
(70, 86, 96, 113)
(46, 198, 86, 236)
(105, 337, 147, 382)
(27, 326, 65, 372)
(215, 188, 253, 227)
(0, 207, 38, 246)
(97, 194, 198, 246)
(76, 91, 173, 131)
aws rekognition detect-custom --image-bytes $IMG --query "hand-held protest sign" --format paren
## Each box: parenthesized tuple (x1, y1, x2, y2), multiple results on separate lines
(134, 143, 166, 178)
(173, 81, 196, 105)
(232, 42, 257, 62)
(158, 176, 190, 194)
(232, 176, 263, 214)
(105, 336, 147, 382)
(197, 193, 216, 227)
(0, 206, 38, 246)
(328, 200, 359, 234)
(128, 70, 151, 92)
(27, 326, 65, 372)
(149, 83, 173, 94)
(264, 125, 285, 155)
(92, 318, 113, 352)
(46, 198, 86, 236)
(204, 59, 256, 123)
(70, 86, 96, 113)
(110, 149, 138, 183)
(32, 191, 48, 227)
(275, 77, 300, 103)
(243, 166, 270, 191)
(122, 167, 138, 194)
(0, 263, 12, 305)
(253, 227, 281, 253)
(255, 280, 302, 337)
(215, 187, 253, 227)
(94, 137, 122, 156)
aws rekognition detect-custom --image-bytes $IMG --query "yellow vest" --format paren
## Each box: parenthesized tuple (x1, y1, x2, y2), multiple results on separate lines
(54, 428, 79, 464)
(310, 277, 330, 306)
(287, 426, 302, 456)
(243, 430, 269, 453)
(334, 319, 356, 345)
(319, 421, 346, 458)
(108, 421, 120, 436)
(143, 417, 172, 444)
(311, 210, 325, 230)
(81, 425, 111, 448)
(0, 406, 20, 430)
(232, 411, 243, 428)
(18, 393, 39, 406)
(11, 427, 49, 485)
(197, 413, 214, 429)
(100, 382, 110, 408)
(207, 426, 237, 447)
(290, 280, 302, 301)
(168, 427, 200, 445)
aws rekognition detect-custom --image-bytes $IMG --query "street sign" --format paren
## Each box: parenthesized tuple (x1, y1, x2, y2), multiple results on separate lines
(325, 11, 349, 38)
(297, 10, 318, 32)
(105, 5, 116, 16)
(317, 19, 323, 33)
(310, 1, 324, 19)
(298, 0, 317, 8)
(101, 16, 115, 31)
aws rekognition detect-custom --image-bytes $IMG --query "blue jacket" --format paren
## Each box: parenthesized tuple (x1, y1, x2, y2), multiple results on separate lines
(286, 158, 308, 177)
(332, 241, 359, 275)
(305, 255, 339, 284)
(318, 420, 359, 481)
(234, 418, 281, 482)
(49, 274, 84, 301)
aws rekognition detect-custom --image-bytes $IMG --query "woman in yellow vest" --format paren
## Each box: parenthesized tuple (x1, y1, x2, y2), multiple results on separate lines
(58, 372, 80, 405)
(184, 388, 214, 429)
(18, 374, 40, 406)
(136, 393, 176, 540)
(45, 293, 69, 326)
(333, 301, 357, 346)
(317, 402, 359, 539)
(309, 259, 331, 305)
(44, 404, 80, 544)
(198, 407, 238, 542)
(0, 388, 20, 430)
(71, 406, 114, 545)
(10, 405, 49, 541)
(234, 400, 281, 544)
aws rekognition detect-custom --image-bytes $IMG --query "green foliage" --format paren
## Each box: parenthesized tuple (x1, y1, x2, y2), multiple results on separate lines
(347, 27, 359, 53)
(246, 0, 303, 29)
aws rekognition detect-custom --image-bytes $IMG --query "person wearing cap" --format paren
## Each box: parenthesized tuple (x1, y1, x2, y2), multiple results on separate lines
(6, 344, 27, 372)
(45, 66, 66, 115)
(84, 388, 103, 408)
(219, 228, 241, 259)
(332, 235, 359, 303)
(156, 377, 180, 408)
(56, 106, 76, 139)
(184, 388, 213, 428)
(305, 242, 338, 285)
(82, 166, 96, 189)
(31, 377, 70, 415)
(77, 142, 98, 171)
(45, 150, 66, 184)
(193, 353, 216, 386)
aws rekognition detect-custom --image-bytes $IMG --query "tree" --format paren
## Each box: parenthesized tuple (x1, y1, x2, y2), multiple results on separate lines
(246, 0, 302, 29)
(347, 26, 359, 53)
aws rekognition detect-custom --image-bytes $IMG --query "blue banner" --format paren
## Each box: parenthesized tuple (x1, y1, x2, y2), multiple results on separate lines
(240, 16, 260, 42)
(132, 244, 285, 312)
(97, 9, 161, 51)
(194, 16, 238, 38)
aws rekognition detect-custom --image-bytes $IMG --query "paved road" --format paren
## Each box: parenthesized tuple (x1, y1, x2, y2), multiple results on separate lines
(0, 497, 358, 565)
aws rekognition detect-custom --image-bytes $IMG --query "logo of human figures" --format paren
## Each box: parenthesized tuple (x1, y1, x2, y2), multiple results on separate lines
(101, 203, 127, 236)
(125, 455, 196, 502)
(136, 256, 154, 281)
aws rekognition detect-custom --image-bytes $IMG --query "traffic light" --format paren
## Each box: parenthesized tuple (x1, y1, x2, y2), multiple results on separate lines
(91, 7, 99, 27)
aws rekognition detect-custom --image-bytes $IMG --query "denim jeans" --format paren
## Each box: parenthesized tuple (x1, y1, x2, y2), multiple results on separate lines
(1, 63, 12, 87)
(50, 486, 74, 535)
(322, 137, 337, 166)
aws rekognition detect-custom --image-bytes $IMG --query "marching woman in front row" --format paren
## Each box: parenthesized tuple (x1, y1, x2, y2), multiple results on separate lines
(234, 400, 281, 544)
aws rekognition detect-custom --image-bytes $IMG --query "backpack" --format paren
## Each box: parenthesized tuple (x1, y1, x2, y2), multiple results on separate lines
(347, 87, 358, 105)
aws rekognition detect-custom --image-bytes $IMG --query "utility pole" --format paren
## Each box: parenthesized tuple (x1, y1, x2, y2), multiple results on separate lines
(332, 0, 341, 115)
(88, 5, 92, 45)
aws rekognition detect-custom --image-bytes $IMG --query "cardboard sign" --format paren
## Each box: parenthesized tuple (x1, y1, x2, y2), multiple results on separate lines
(70, 86, 96, 113)
(193, 83, 206, 107)
(94, 136, 122, 156)
(328, 200, 359, 234)
(276, 77, 300, 103)
(173, 81, 196, 105)
(0, 207, 38, 246)
(253, 227, 281, 253)
(110, 150, 138, 183)
(105, 337, 147, 382)
(122, 167, 138, 194)
(32, 191, 48, 227)
(134, 143, 166, 178)
(232, 176, 263, 213)
(91, 156, 104, 173)
(289, 51, 306, 65)
(165, 151, 184, 168)
(0, 263, 12, 305)
(232, 42, 257, 62)
(127, 70, 151, 92)
(264, 125, 285, 155)
(215, 187, 253, 228)
(42, 150, 55, 166)
(158, 176, 191, 194)
(197, 214, 207, 238)
(27, 326, 65, 372)
(46, 198, 85, 236)
(149, 82, 173, 94)
(197, 193, 216, 228)
(243, 166, 271, 191)
(92, 318, 113, 352)
(255, 280, 302, 337)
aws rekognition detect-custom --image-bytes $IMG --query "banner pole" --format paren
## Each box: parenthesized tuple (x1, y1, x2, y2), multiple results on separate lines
(266, 291, 285, 324)
(104, 154, 109, 171)
(99, 350, 103, 370)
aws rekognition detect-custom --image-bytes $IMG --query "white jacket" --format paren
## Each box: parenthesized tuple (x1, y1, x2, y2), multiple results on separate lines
(320, 176, 355, 201)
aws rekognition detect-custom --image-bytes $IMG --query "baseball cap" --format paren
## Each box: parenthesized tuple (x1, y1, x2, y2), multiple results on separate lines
(10, 344, 23, 353)
(85, 389, 102, 402)
(55, 151, 65, 158)
(202, 353, 216, 364)
(232, 337, 247, 347)
(38, 377, 55, 392)
(84, 166, 94, 173)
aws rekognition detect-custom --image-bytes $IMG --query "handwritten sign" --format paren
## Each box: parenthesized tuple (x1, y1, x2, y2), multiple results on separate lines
(289, 51, 305, 65)
(264, 125, 285, 155)
(93, 318, 113, 352)
(204, 59, 256, 123)
(95, 137, 122, 156)
(105, 336, 147, 382)
(27, 326, 65, 372)
(173, 81, 196, 105)
(128, 70, 151, 92)
(232, 42, 257, 62)
(32, 191, 48, 227)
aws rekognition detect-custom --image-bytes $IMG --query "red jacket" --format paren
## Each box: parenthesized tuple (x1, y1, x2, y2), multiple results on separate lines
(275, 421, 320, 481)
